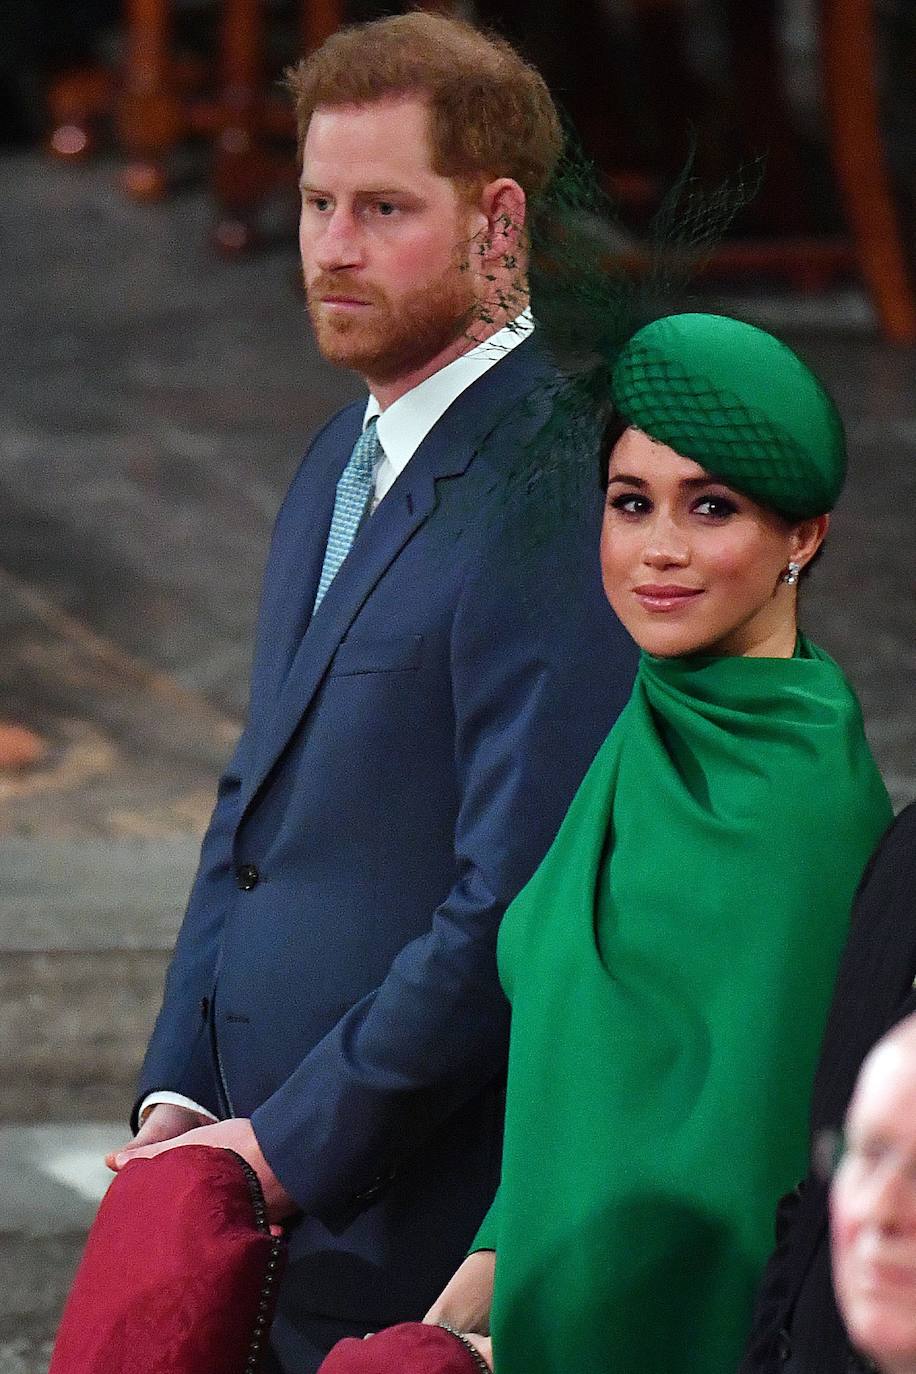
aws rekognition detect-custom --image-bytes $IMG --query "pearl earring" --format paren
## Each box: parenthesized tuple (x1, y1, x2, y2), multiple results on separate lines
(782, 561, 801, 586)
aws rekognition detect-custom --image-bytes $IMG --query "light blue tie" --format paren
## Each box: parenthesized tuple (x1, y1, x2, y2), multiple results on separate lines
(313, 417, 381, 612)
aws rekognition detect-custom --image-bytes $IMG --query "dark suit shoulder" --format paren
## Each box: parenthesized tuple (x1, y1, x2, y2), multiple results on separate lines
(742, 806, 916, 1373)
(811, 801, 916, 1133)
(294, 398, 365, 474)
(271, 401, 366, 536)
(467, 348, 563, 467)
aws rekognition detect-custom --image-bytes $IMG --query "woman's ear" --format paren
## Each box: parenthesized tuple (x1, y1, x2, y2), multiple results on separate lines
(790, 513, 830, 570)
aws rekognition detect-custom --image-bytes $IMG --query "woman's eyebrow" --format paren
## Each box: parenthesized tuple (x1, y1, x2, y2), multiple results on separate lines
(607, 473, 735, 492)
(606, 474, 647, 487)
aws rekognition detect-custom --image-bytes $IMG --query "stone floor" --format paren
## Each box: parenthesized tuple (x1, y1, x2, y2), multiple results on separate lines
(0, 152, 913, 1369)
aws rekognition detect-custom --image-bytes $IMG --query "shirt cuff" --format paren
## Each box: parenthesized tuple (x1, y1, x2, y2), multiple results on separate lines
(138, 1091, 219, 1127)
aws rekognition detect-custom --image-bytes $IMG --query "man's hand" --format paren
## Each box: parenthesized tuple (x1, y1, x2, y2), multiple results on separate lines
(108, 1116, 297, 1224)
(424, 1249, 495, 1335)
(105, 1102, 208, 1171)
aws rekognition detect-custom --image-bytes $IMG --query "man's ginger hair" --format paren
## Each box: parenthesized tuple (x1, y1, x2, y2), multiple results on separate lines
(287, 11, 562, 199)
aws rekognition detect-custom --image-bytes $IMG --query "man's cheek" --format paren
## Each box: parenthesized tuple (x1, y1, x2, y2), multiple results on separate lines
(830, 1203, 859, 1290)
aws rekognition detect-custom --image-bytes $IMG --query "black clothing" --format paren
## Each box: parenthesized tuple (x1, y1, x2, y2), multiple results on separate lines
(741, 802, 916, 1374)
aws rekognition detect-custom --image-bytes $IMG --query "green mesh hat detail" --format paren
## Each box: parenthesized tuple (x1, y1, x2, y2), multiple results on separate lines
(610, 313, 846, 518)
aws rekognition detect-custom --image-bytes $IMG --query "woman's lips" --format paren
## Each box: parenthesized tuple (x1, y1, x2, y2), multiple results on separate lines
(632, 584, 704, 612)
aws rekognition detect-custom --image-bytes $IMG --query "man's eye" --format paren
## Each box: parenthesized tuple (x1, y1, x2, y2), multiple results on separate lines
(609, 493, 650, 515)
(851, 1140, 890, 1170)
(306, 196, 331, 212)
(375, 202, 397, 216)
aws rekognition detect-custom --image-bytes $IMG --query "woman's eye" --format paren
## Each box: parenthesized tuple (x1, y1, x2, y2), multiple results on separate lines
(694, 495, 738, 518)
(609, 493, 650, 515)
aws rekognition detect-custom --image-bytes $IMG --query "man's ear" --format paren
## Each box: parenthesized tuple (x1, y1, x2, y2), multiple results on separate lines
(477, 178, 526, 265)
(791, 513, 830, 570)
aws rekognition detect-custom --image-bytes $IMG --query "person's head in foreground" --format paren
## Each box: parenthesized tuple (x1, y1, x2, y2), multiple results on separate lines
(831, 1015, 916, 1374)
(287, 11, 561, 401)
(600, 312, 845, 659)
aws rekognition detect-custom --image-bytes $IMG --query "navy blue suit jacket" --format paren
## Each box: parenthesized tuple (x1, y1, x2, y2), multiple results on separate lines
(137, 337, 638, 1368)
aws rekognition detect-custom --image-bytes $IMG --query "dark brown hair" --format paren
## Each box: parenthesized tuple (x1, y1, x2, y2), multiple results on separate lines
(286, 12, 562, 198)
(599, 410, 630, 491)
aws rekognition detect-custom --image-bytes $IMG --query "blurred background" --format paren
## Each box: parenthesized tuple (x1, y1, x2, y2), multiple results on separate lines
(0, 1, 913, 1368)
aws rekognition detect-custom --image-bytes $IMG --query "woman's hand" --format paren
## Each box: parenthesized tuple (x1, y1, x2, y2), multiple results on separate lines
(424, 1249, 495, 1334)
(464, 1333, 493, 1369)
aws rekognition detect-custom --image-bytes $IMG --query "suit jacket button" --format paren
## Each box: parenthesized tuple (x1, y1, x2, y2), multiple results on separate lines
(236, 863, 260, 891)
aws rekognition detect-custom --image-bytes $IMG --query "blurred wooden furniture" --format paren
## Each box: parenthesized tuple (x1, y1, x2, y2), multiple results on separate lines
(820, 0, 915, 342)
(114, 0, 342, 238)
(49, 0, 343, 244)
(116, 0, 184, 201)
(502, 0, 915, 343)
(47, 0, 915, 342)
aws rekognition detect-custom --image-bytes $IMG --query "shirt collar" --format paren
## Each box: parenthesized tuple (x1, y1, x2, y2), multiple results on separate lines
(362, 309, 534, 477)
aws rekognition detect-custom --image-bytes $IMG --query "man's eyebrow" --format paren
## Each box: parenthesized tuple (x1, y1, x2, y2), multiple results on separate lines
(356, 187, 422, 200)
(298, 185, 426, 208)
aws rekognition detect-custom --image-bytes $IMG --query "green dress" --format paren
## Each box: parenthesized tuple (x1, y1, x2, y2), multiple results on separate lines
(473, 637, 892, 1374)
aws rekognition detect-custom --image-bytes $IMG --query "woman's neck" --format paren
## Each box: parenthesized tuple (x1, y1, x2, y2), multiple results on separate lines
(739, 621, 799, 659)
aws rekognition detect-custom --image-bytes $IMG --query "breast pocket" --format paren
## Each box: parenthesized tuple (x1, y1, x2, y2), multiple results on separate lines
(329, 633, 424, 676)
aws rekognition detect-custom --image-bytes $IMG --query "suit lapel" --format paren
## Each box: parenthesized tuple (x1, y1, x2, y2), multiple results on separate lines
(238, 337, 552, 819)
(252, 408, 364, 706)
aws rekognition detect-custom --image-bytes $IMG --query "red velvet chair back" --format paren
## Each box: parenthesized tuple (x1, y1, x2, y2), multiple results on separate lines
(49, 1146, 285, 1374)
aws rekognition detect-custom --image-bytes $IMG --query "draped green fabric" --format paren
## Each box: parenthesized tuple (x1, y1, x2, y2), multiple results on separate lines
(474, 636, 891, 1374)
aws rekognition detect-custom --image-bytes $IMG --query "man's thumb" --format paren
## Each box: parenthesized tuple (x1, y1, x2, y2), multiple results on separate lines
(104, 1141, 137, 1172)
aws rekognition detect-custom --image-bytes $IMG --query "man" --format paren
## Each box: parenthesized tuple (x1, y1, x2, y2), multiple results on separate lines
(832, 1008, 916, 1374)
(108, 13, 637, 1372)
(741, 802, 916, 1374)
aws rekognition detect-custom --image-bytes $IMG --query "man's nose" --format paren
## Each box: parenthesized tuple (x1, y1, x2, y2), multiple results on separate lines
(312, 209, 363, 272)
(869, 1159, 916, 1231)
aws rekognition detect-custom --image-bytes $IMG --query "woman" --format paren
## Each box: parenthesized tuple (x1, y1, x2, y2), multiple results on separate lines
(322, 312, 893, 1374)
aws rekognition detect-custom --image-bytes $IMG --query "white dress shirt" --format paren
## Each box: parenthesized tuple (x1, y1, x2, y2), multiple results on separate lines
(138, 310, 535, 1129)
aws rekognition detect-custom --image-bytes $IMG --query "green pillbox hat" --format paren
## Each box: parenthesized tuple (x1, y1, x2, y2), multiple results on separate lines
(610, 313, 847, 518)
